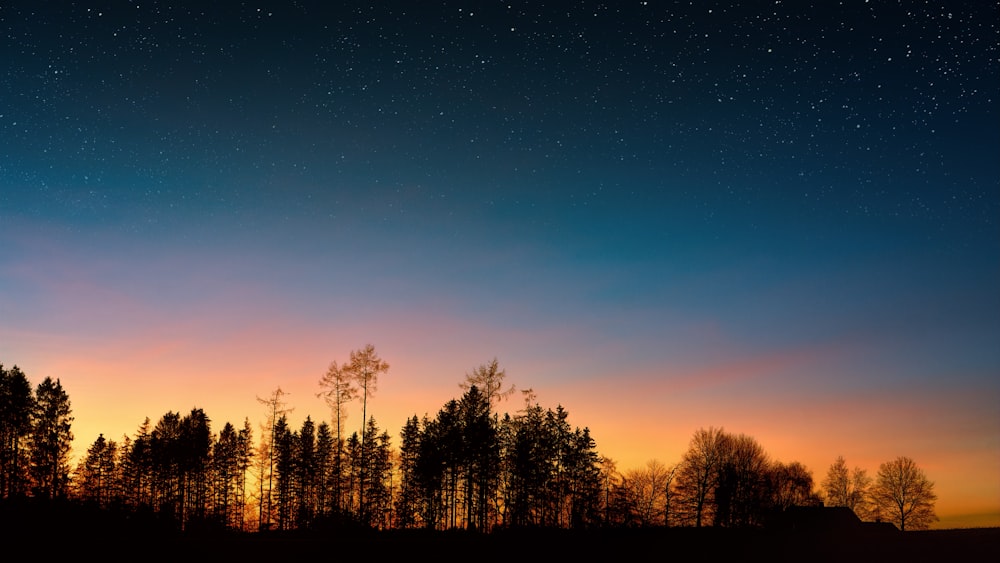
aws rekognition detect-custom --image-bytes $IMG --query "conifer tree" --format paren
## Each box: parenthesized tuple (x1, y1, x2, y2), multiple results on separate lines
(294, 416, 317, 528)
(272, 415, 294, 530)
(29, 377, 73, 499)
(396, 415, 423, 528)
(213, 421, 243, 528)
(179, 408, 212, 528)
(0, 364, 34, 499)
(314, 421, 334, 518)
(121, 418, 154, 509)
(77, 433, 118, 508)
(459, 385, 497, 531)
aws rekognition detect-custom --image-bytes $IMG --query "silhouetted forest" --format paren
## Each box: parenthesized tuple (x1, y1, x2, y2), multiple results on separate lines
(1, 354, 996, 560)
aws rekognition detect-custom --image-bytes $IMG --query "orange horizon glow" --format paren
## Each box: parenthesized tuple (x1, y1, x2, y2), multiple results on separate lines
(5, 314, 996, 530)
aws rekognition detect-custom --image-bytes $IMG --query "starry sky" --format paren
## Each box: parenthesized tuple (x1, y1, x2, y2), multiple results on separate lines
(2, 2, 998, 528)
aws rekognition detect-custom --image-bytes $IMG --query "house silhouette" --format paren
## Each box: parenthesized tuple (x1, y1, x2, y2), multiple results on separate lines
(768, 506, 899, 535)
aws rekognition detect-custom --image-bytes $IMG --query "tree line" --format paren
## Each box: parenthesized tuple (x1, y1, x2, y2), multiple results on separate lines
(0, 350, 937, 533)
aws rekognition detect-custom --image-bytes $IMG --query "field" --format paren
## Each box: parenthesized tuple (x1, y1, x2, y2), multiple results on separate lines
(4, 499, 996, 562)
(168, 526, 999, 562)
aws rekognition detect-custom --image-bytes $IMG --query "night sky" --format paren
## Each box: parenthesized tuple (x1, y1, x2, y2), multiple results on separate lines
(2, 2, 998, 527)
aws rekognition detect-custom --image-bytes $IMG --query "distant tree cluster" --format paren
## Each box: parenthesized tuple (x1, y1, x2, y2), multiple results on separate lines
(1, 355, 938, 534)
(78, 409, 257, 531)
(822, 454, 938, 531)
(606, 427, 820, 528)
(395, 384, 603, 530)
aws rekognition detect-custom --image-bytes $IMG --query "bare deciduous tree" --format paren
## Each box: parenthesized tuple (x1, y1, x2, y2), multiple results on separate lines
(714, 433, 770, 528)
(342, 345, 389, 441)
(318, 361, 357, 443)
(623, 459, 676, 526)
(460, 358, 515, 412)
(822, 455, 872, 519)
(255, 387, 292, 530)
(768, 461, 819, 511)
(673, 426, 729, 527)
(871, 456, 937, 531)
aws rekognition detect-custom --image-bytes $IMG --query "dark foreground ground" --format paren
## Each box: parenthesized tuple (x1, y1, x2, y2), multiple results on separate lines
(170, 526, 998, 562)
(32, 524, 1000, 562)
(4, 500, 997, 562)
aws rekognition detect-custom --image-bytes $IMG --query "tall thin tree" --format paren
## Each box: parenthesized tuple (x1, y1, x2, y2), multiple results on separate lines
(317, 360, 356, 513)
(255, 387, 292, 530)
(342, 344, 389, 522)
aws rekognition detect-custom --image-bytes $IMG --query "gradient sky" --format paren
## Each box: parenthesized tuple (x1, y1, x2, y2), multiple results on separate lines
(2, 2, 998, 528)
